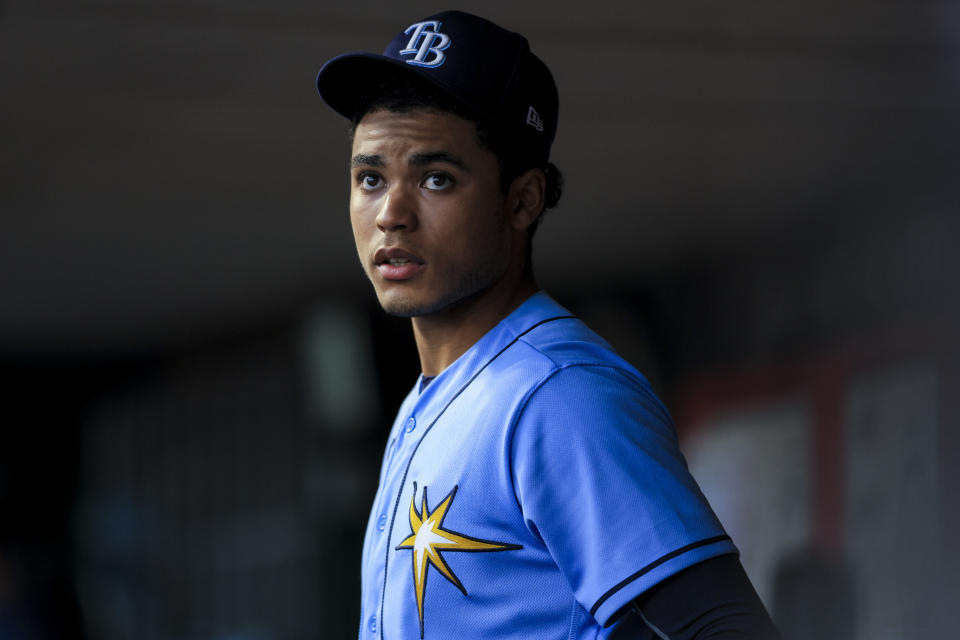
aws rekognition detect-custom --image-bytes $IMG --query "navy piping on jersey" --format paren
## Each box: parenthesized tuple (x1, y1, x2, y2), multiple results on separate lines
(590, 534, 732, 618)
(418, 375, 436, 394)
(377, 314, 577, 639)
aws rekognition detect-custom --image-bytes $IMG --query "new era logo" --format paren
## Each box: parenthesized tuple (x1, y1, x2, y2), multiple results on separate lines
(526, 106, 544, 132)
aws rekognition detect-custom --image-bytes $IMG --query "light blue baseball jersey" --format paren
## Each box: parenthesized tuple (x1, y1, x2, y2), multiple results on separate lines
(359, 291, 736, 639)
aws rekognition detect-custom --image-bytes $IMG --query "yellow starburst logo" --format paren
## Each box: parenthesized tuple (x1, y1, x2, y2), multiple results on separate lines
(395, 483, 521, 638)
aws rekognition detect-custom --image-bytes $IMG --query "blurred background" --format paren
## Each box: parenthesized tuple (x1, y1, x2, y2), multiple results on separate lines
(1, 0, 958, 638)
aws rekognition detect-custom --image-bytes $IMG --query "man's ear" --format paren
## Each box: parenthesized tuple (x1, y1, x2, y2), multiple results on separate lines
(506, 168, 546, 231)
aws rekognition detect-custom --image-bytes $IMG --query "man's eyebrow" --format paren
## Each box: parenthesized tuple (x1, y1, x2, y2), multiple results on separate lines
(410, 151, 468, 170)
(351, 154, 383, 169)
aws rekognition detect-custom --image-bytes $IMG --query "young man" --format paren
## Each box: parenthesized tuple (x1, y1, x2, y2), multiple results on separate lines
(317, 11, 780, 640)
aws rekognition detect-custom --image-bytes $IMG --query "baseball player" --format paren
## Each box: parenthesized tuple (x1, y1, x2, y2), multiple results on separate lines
(316, 10, 780, 639)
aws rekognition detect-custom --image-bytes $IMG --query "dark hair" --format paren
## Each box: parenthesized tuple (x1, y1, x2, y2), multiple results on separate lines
(348, 74, 563, 237)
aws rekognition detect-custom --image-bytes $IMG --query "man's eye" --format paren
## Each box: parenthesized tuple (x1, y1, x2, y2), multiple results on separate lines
(423, 173, 453, 191)
(360, 174, 383, 190)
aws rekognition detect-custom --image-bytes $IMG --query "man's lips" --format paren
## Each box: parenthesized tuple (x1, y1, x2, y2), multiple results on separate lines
(373, 247, 425, 281)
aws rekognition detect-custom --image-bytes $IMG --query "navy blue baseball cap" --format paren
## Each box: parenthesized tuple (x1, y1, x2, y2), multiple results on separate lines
(316, 10, 558, 164)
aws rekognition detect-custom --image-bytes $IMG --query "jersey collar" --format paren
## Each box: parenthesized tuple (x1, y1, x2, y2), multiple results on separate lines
(412, 290, 574, 413)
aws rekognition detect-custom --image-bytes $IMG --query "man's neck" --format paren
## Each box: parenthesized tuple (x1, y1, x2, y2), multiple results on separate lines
(411, 275, 538, 377)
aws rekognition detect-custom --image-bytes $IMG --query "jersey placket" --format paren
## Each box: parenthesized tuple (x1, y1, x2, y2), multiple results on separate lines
(373, 341, 506, 638)
(361, 391, 418, 639)
(375, 380, 459, 638)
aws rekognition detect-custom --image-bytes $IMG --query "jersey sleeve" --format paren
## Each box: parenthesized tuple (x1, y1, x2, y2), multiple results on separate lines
(509, 364, 737, 626)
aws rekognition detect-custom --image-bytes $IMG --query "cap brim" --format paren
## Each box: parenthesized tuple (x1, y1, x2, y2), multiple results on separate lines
(316, 52, 479, 122)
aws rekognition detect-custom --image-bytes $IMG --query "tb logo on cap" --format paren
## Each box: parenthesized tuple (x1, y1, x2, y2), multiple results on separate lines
(399, 21, 451, 68)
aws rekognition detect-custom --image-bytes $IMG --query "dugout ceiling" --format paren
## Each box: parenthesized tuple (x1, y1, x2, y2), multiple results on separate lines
(1, 0, 958, 355)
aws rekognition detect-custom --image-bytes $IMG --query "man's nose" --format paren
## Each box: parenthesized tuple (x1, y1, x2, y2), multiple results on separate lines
(376, 186, 418, 232)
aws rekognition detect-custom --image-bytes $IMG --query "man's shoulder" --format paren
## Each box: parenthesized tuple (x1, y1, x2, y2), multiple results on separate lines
(491, 294, 655, 400)
(510, 297, 642, 375)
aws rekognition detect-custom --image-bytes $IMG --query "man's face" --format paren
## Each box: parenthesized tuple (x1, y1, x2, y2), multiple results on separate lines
(349, 108, 513, 318)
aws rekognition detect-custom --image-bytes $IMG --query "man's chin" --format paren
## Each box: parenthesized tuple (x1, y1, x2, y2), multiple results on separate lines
(377, 286, 492, 320)
(374, 273, 497, 319)
(377, 287, 469, 319)
(382, 305, 420, 319)
(377, 293, 435, 319)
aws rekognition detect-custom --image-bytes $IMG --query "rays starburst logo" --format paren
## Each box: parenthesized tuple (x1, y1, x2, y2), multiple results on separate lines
(395, 483, 521, 637)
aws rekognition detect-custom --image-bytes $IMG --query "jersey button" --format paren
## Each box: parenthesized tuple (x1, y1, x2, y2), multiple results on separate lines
(377, 514, 387, 531)
(368, 616, 377, 633)
(405, 417, 416, 432)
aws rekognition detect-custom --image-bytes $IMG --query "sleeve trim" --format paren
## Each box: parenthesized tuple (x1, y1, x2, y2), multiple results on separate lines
(589, 534, 733, 617)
